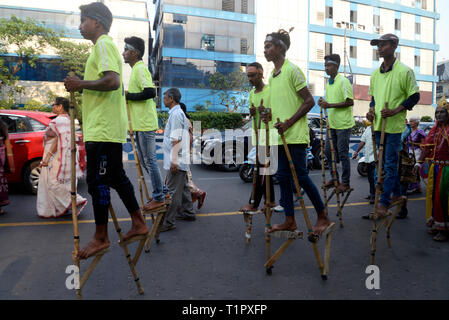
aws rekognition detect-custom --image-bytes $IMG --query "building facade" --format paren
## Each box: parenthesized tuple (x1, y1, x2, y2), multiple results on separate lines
(151, 0, 256, 112)
(437, 60, 449, 101)
(0, 0, 152, 105)
(254, 0, 440, 117)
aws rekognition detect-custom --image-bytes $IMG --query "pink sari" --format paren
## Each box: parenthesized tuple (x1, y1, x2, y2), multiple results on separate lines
(36, 115, 86, 218)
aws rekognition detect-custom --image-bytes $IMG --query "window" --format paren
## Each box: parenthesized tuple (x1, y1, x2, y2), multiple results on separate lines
(395, 18, 401, 31)
(373, 15, 380, 28)
(325, 42, 333, 56)
(222, 0, 235, 12)
(241, 0, 248, 14)
(350, 10, 357, 23)
(437, 86, 443, 94)
(201, 35, 215, 51)
(28, 118, 47, 132)
(350, 46, 357, 59)
(415, 55, 421, 67)
(240, 38, 248, 54)
(325, 6, 333, 19)
(173, 14, 187, 24)
(422, 0, 427, 10)
(415, 23, 421, 35)
(0, 115, 28, 133)
(373, 49, 379, 61)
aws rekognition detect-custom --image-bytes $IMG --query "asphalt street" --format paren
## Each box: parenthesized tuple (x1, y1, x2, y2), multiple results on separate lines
(0, 159, 448, 300)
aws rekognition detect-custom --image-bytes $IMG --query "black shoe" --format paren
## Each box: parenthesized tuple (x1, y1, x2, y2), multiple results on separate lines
(176, 215, 196, 221)
(362, 213, 373, 220)
(369, 198, 375, 204)
(396, 207, 408, 219)
(160, 225, 176, 232)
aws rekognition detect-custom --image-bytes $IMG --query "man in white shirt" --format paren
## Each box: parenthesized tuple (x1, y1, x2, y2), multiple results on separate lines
(352, 123, 375, 205)
(160, 88, 195, 232)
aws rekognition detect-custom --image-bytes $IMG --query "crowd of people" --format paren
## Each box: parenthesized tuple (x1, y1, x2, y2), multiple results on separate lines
(1, 2, 448, 260)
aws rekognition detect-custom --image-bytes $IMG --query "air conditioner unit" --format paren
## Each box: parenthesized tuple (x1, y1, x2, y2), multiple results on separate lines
(317, 49, 324, 61)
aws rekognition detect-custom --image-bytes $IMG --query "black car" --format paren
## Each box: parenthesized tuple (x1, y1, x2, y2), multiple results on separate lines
(193, 121, 252, 171)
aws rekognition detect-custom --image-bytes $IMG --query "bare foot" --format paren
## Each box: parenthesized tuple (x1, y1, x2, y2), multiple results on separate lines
(268, 220, 297, 233)
(123, 223, 149, 242)
(312, 215, 332, 237)
(75, 239, 110, 260)
(240, 203, 257, 212)
(374, 204, 389, 219)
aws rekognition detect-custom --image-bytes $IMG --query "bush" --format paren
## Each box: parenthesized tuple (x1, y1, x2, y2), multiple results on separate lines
(24, 100, 52, 112)
(420, 116, 433, 122)
(157, 111, 244, 131)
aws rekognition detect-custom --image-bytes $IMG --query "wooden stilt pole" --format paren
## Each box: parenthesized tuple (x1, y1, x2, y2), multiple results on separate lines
(126, 103, 153, 223)
(319, 106, 329, 216)
(323, 107, 344, 227)
(277, 118, 328, 280)
(263, 108, 272, 273)
(69, 88, 82, 299)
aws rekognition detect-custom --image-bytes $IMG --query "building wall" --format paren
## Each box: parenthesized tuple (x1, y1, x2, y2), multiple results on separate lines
(0, 0, 151, 104)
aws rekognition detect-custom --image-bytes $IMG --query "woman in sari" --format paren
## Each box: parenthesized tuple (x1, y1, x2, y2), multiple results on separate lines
(406, 116, 426, 193)
(414, 97, 449, 242)
(36, 97, 87, 218)
(0, 120, 15, 214)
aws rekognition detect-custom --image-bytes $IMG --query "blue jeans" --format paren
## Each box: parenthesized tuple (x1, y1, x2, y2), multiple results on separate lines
(277, 144, 325, 217)
(325, 128, 351, 185)
(375, 132, 402, 207)
(135, 130, 168, 202)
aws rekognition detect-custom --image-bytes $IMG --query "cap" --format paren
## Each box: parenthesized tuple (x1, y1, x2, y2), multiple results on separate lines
(370, 33, 399, 46)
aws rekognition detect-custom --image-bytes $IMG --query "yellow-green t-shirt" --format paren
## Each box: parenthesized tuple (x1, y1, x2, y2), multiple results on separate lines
(249, 85, 273, 146)
(82, 35, 127, 143)
(369, 59, 420, 134)
(127, 61, 158, 132)
(325, 73, 355, 130)
(268, 59, 309, 145)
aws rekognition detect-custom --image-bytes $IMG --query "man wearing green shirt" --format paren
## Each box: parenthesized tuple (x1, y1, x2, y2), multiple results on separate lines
(366, 33, 420, 218)
(64, 2, 148, 259)
(122, 36, 168, 211)
(318, 54, 355, 193)
(239, 62, 274, 213)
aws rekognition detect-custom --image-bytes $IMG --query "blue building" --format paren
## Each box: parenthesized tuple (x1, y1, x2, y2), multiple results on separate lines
(151, 0, 256, 112)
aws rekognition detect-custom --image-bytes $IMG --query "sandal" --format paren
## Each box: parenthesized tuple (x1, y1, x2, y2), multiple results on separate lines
(433, 232, 449, 242)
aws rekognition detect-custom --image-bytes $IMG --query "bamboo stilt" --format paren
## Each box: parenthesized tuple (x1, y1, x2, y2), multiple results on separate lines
(277, 118, 330, 280)
(264, 108, 272, 272)
(323, 107, 344, 227)
(109, 205, 145, 295)
(319, 107, 329, 216)
(144, 207, 167, 252)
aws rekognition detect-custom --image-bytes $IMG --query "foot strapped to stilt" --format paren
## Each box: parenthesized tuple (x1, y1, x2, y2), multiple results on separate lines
(119, 234, 150, 247)
(308, 223, 336, 243)
(265, 230, 303, 240)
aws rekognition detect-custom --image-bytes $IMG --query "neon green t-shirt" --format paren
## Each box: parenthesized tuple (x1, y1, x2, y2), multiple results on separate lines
(82, 34, 127, 143)
(268, 59, 309, 145)
(325, 73, 355, 130)
(369, 59, 420, 134)
(127, 61, 158, 132)
(249, 85, 272, 146)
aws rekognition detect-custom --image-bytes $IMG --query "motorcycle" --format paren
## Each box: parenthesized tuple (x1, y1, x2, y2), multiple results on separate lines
(357, 156, 368, 177)
(239, 146, 315, 183)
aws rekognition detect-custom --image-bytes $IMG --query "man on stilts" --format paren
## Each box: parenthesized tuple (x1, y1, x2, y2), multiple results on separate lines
(263, 29, 331, 237)
(365, 33, 420, 219)
(64, 2, 148, 259)
(318, 54, 355, 194)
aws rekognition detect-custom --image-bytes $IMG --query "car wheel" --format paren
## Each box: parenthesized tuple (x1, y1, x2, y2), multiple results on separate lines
(239, 164, 254, 183)
(219, 147, 242, 172)
(357, 162, 368, 177)
(23, 159, 41, 195)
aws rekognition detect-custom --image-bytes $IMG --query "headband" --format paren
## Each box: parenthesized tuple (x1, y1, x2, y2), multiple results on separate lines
(325, 59, 339, 66)
(265, 35, 287, 50)
(124, 43, 140, 55)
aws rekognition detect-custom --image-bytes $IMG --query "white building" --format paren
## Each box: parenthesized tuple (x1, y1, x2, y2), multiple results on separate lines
(254, 0, 440, 118)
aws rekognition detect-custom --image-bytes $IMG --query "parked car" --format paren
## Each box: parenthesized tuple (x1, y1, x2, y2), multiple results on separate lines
(0, 110, 86, 194)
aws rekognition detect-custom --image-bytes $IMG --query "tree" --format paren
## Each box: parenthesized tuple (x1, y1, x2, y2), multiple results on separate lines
(208, 71, 251, 113)
(0, 15, 91, 121)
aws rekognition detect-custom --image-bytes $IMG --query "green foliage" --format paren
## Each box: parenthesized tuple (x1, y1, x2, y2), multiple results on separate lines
(420, 116, 433, 122)
(23, 99, 52, 112)
(157, 111, 244, 131)
(208, 71, 251, 113)
(352, 120, 366, 136)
